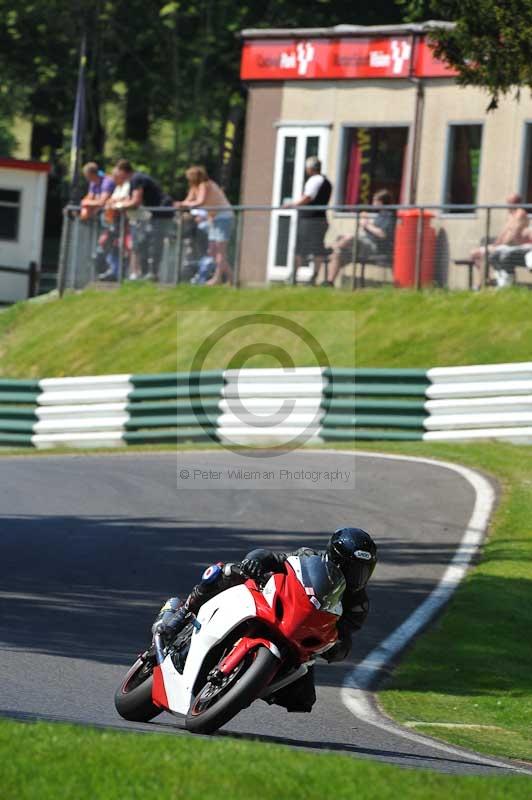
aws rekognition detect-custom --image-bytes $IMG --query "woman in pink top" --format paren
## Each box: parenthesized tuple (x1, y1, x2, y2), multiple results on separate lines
(175, 166, 234, 285)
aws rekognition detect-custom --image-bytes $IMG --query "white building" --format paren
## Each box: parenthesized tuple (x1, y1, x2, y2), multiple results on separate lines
(0, 157, 50, 304)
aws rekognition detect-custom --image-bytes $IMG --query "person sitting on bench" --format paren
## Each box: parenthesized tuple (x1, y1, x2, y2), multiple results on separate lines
(470, 193, 529, 287)
(327, 189, 395, 286)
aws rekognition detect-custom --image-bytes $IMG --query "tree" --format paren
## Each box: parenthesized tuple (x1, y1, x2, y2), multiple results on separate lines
(398, 0, 532, 108)
(0, 0, 406, 195)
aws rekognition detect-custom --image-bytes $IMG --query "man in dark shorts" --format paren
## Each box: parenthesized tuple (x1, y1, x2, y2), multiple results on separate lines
(113, 159, 164, 280)
(286, 156, 332, 284)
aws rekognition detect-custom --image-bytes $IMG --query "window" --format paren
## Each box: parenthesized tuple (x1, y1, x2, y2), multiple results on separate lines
(444, 125, 482, 210)
(339, 126, 409, 206)
(279, 137, 296, 205)
(0, 188, 21, 240)
(521, 124, 532, 203)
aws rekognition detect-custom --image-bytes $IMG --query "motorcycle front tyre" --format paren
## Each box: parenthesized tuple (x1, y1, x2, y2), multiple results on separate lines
(114, 657, 163, 723)
(185, 645, 278, 735)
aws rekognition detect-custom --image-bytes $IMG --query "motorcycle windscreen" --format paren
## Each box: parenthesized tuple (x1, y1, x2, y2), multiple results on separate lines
(289, 555, 346, 615)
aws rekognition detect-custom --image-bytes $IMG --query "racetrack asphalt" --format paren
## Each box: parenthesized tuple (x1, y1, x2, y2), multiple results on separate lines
(0, 450, 528, 776)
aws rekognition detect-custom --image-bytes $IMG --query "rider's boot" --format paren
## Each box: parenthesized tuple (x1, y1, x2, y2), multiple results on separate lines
(266, 667, 316, 713)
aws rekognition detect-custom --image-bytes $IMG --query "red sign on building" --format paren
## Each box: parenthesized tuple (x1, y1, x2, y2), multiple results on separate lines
(240, 37, 456, 81)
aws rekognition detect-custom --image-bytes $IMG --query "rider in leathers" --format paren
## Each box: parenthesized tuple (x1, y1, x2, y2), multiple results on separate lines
(152, 527, 377, 713)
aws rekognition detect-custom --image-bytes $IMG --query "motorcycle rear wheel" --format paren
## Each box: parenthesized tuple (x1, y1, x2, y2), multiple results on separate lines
(185, 645, 278, 735)
(114, 657, 163, 723)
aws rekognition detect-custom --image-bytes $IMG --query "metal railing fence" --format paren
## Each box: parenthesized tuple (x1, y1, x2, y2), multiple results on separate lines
(56, 203, 532, 294)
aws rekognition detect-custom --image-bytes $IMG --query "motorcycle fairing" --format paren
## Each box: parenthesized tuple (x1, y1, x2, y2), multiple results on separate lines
(152, 556, 342, 717)
(251, 561, 339, 662)
(286, 555, 345, 616)
(152, 583, 260, 715)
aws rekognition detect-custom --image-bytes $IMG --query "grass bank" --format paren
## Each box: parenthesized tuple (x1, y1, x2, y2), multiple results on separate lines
(0, 284, 531, 377)
(0, 717, 529, 800)
(328, 440, 532, 763)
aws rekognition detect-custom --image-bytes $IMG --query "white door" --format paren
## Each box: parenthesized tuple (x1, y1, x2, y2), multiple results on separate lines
(267, 126, 329, 282)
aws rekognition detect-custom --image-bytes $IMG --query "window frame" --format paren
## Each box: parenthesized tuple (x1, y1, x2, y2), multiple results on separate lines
(518, 120, 532, 205)
(0, 186, 22, 242)
(333, 121, 412, 217)
(439, 121, 484, 218)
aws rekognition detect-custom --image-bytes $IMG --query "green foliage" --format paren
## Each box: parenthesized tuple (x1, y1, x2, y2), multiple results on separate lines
(0, 1, 403, 196)
(0, 121, 17, 156)
(410, 1, 532, 107)
(0, 94, 18, 156)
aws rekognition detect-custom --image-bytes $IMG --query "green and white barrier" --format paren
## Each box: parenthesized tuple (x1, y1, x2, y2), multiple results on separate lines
(1, 362, 531, 449)
(0, 378, 40, 447)
(320, 368, 428, 442)
(424, 363, 532, 443)
(219, 367, 325, 446)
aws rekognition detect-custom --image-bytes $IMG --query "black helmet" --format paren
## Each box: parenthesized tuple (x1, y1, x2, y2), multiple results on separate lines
(327, 528, 377, 592)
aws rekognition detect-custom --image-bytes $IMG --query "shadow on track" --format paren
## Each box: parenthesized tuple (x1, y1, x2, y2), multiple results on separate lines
(0, 513, 458, 678)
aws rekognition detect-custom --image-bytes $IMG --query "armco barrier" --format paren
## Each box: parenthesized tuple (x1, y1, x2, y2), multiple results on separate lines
(321, 368, 428, 442)
(0, 362, 531, 449)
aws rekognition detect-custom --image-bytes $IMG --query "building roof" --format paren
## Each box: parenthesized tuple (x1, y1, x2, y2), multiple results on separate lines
(241, 21, 455, 40)
(0, 158, 51, 173)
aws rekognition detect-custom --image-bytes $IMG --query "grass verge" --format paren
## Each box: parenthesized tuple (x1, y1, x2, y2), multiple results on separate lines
(0, 717, 529, 800)
(327, 440, 532, 763)
(0, 284, 532, 376)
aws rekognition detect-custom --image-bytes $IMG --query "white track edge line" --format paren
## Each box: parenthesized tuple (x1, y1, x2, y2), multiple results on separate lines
(321, 449, 531, 776)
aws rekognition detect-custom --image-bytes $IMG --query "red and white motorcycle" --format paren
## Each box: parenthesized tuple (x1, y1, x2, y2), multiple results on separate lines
(114, 554, 345, 734)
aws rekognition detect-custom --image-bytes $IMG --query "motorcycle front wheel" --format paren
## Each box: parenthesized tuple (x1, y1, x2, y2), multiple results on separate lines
(185, 645, 278, 735)
(114, 656, 163, 723)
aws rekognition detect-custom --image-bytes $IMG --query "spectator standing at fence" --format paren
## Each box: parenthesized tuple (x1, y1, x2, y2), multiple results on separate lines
(285, 156, 332, 284)
(174, 166, 234, 285)
(326, 189, 395, 286)
(112, 159, 163, 280)
(80, 162, 115, 220)
(97, 167, 132, 281)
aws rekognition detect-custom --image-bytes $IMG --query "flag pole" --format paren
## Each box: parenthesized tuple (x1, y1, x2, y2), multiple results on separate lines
(69, 33, 87, 203)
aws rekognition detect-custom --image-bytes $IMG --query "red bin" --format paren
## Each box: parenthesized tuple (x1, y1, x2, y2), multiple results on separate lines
(393, 209, 436, 288)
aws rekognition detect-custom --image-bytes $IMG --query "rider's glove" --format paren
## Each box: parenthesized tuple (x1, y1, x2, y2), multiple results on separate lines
(240, 558, 263, 580)
(152, 599, 188, 637)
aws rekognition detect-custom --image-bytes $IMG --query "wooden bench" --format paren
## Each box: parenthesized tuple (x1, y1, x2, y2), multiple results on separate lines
(453, 259, 476, 289)
(355, 254, 393, 288)
(317, 248, 392, 288)
(455, 244, 532, 287)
